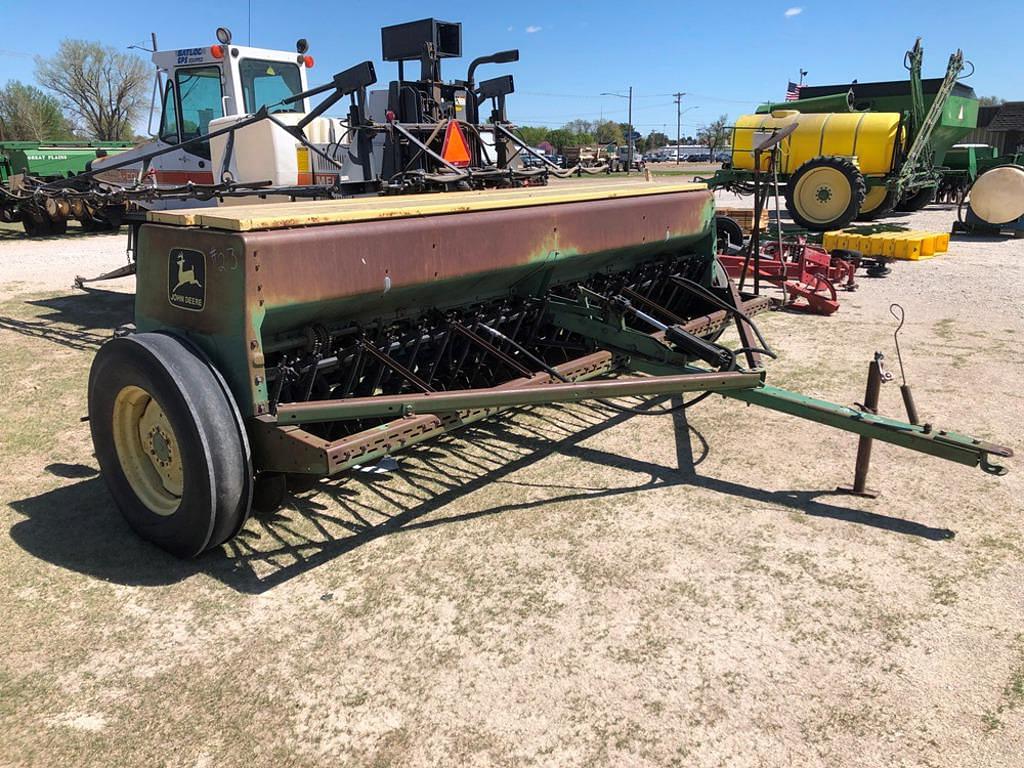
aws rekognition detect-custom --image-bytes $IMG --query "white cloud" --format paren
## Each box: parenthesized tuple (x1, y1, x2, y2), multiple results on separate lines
(525, 25, 542, 33)
(784, 7, 803, 16)
(507, 25, 514, 32)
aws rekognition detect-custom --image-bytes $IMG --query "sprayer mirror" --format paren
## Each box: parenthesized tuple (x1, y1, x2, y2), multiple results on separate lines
(216, 27, 232, 45)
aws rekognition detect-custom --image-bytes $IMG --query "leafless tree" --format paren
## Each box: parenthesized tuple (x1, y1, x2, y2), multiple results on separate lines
(697, 114, 730, 160)
(36, 40, 148, 140)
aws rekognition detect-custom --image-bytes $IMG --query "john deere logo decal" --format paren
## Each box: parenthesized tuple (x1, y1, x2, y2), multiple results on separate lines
(168, 248, 205, 311)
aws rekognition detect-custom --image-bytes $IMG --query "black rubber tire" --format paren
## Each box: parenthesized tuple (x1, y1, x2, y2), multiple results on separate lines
(22, 215, 52, 237)
(81, 216, 118, 232)
(830, 248, 863, 262)
(48, 217, 68, 235)
(855, 188, 898, 221)
(784, 156, 866, 232)
(286, 473, 320, 494)
(896, 186, 936, 213)
(88, 333, 252, 558)
(252, 472, 288, 515)
(715, 215, 744, 251)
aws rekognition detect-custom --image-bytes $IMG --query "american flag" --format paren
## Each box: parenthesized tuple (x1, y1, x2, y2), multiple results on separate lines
(785, 81, 802, 101)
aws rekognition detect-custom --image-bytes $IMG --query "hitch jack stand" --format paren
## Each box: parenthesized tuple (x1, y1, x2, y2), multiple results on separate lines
(838, 352, 893, 498)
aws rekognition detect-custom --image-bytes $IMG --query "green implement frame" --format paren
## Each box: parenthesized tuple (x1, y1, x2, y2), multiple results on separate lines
(730, 385, 1009, 473)
(248, 257, 1012, 481)
(894, 40, 966, 196)
(537, 291, 1011, 476)
(0, 140, 133, 184)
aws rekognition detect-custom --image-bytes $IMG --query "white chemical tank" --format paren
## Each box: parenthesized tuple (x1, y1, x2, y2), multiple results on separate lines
(209, 113, 346, 204)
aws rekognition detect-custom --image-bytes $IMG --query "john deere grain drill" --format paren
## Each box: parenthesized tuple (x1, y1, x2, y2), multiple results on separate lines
(85, 22, 1010, 558)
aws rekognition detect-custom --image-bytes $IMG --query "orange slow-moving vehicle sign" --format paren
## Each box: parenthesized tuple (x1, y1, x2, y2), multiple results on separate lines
(441, 121, 472, 168)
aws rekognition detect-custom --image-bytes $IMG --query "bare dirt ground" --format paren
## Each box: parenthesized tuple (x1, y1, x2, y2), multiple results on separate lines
(1, 198, 1022, 767)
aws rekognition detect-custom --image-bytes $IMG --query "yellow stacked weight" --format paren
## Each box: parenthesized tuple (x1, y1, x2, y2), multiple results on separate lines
(823, 230, 950, 260)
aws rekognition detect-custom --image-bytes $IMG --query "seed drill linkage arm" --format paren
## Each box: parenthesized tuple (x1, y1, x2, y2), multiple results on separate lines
(537, 288, 1012, 478)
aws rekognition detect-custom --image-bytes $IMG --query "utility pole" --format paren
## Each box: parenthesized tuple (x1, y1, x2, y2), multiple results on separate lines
(673, 91, 686, 164)
(626, 85, 633, 175)
(601, 88, 635, 174)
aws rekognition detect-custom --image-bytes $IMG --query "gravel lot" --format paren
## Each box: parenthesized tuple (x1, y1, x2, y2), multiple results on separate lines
(1, 196, 1022, 767)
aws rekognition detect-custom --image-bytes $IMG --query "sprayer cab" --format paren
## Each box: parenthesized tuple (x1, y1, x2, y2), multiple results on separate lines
(149, 30, 316, 148)
(90, 28, 322, 199)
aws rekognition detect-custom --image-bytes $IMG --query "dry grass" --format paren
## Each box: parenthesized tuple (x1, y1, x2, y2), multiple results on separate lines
(1, 203, 1022, 767)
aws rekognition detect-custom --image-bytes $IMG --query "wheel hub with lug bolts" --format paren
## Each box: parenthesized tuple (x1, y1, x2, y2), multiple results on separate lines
(149, 426, 173, 467)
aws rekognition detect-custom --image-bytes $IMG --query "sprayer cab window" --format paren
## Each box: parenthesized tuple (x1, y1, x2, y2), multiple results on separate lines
(174, 66, 225, 155)
(239, 59, 303, 114)
(158, 81, 178, 144)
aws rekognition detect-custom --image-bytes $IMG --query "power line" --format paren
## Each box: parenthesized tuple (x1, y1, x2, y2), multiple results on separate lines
(518, 90, 687, 99)
(519, 91, 602, 98)
(517, 89, 762, 105)
(515, 118, 705, 129)
(681, 91, 761, 104)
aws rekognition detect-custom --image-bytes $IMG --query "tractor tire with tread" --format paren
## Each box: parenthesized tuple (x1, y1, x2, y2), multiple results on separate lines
(895, 186, 936, 213)
(855, 186, 898, 221)
(785, 156, 866, 232)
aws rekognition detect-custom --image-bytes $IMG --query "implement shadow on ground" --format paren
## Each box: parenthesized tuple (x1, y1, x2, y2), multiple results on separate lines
(8, 399, 954, 594)
(950, 231, 1021, 243)
(0, 289, 132, 352)
(0, 224, 124, 243)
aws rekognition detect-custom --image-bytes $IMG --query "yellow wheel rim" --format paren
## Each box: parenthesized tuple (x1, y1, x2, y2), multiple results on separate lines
(793, 166, 852, 224)
(112, 385, 183, 516)
(860, 185, 889, 214)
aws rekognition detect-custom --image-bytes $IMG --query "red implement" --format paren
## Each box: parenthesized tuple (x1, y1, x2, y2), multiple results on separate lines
(718, 237, 858, 316)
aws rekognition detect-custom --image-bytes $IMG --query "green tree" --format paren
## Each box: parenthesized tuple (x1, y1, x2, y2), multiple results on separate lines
(517, 125, 550, 147)
(558, 120, 595, 146)
(646, 131, 669, 149)
(697, 114, 730, 158)
(594, 120, 624, 145)
(36, 39, 149, 140)
(616, 121, 645, 152)
(545, 128, 577, 152)
(563, 119, 594, 136)
(0, 81, 74, 141)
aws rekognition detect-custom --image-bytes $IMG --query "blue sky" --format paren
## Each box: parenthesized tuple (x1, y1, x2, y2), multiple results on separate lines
(1, 0, 1021, 137)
